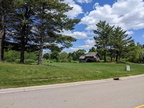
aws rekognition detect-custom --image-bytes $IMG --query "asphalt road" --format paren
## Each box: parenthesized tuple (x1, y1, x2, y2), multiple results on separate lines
(0, 75, 144, 108)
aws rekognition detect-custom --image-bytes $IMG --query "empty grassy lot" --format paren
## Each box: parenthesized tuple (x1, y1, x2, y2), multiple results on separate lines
(0, 62, 144, 88)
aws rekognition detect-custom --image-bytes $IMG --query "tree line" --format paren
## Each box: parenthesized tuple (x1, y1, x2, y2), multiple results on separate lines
(93, 21, 144, 63)
(3, 49, 86, 63)
(3, 43, 143, 63)
(0, 0, 80, 64)
(43, 21, 144, 63)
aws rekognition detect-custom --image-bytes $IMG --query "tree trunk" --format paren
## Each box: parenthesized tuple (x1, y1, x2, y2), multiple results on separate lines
(20, 37, 25, 64)
(1, 30, 5, 61)
(0, 30, 5, 62)
(110, 56, 113, 62)
(116, 51, 119, 62)
(0, 31, 5, 62)
(38, 41, 43, 65)
(20, 25, 26, 64)
(0, 11, 5, 62)
(38, 26, 44, 65)
(110, 51, 113, 62)
(0, 35, 3, 62)
(20, 6, 31, 64)
(38, 4, 44, 65)
(103, 51, 107, 62)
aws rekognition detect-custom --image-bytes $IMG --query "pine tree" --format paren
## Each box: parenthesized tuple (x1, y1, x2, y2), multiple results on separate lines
(93, 21, 114, 62)
(7, 0, 35, 63)
(0, 0, 16, 62)
(112, 27, 133, 62)
(33, 0, 80, 65)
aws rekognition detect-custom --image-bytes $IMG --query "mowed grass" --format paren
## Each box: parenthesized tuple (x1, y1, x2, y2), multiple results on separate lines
(0, 62, 144, 88)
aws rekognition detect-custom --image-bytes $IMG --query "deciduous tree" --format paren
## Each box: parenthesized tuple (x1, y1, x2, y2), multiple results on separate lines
(89, 47, 97, 52)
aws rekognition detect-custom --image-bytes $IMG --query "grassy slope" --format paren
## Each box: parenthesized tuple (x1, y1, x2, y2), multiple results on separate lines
(0, 62, 144, 88)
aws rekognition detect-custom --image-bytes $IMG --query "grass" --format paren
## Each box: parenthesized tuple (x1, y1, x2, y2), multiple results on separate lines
(0, 62, 144, 88)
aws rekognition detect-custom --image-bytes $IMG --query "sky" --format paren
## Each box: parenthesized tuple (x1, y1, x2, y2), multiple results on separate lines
(61, 0, 144, 52)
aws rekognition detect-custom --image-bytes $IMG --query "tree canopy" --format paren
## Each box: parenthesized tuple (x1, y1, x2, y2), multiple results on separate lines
(0, 0, 80, 64)
(93, 21, 134, 62)
(93, 21, 114, 62)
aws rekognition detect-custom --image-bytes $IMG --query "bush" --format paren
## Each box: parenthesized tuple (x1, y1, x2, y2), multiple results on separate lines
(51, 51, 60, 62)
(4, 50, 20, 62)
(15, 59, 20, 63)
(15, 59, 35, 64)
(60, 59, 68, 62)
(71, 61, 78, 63)
(68, 57, 72, 63)
(24, 59, 35, 64)
(4, 50, 38, 62)
(43, 53, 50, 60)
(25, 52, 38, 60)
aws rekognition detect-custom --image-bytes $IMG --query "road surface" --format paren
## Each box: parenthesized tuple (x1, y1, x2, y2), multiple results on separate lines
(0, 75, 144, 108)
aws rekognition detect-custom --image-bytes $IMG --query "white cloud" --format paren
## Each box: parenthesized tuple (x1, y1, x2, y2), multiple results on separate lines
(73, 31, 87, 39)
(142, 35, 144, 38)
(61, 30, 88, 39)
(81, 0, 144, 30)
(69, 39, 95, 52)
(70, 48, 82, 51)
(126, 31, 134, 35)
(75, 0, 92, 4)
(85, 31, 95, 39)
(81, 39, 95, 49)
(64, 0, 75, 4)
(64, 0, 83, 18)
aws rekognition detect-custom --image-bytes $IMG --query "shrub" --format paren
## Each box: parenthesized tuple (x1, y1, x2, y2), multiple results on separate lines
(25, 52, 38, 60)
(15, 59, 35, 64)
(15, 59, 20, 63)
(43, 53, 50, 59)
(4, 50, 38, 62)
(24, 59, 35, 64)
(4, 50, 20, 62)
(68, 57, 72, 63)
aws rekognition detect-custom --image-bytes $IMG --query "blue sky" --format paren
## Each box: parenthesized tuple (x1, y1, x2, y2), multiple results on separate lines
(61, 0, 144, 52)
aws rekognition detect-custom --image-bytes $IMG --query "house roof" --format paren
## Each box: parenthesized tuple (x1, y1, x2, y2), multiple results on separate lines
(85, 52, 98, 57)
(79, 52, 99, 60)
(79, 56, 85, 59)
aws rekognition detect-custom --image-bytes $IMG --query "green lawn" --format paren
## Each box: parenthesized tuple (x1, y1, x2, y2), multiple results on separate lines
(0, 62, 144, 88)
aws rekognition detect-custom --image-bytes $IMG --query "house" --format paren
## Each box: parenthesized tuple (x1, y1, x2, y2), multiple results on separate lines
(79, 52, 100, 63)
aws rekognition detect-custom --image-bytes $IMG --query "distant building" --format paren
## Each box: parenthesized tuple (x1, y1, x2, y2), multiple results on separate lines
(79, 52, 100, 63)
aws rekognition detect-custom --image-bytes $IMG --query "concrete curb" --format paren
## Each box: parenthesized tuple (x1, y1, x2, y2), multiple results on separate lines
(0, 74, 144, 94)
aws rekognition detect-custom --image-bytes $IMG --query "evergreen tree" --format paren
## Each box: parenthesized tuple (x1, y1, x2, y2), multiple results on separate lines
(112, 27, 133, 62)
(0, 0, 16, 62)
(6, 0, 35, 63)
(93, 21, 114, 62)
(33, 0, 80, 65)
